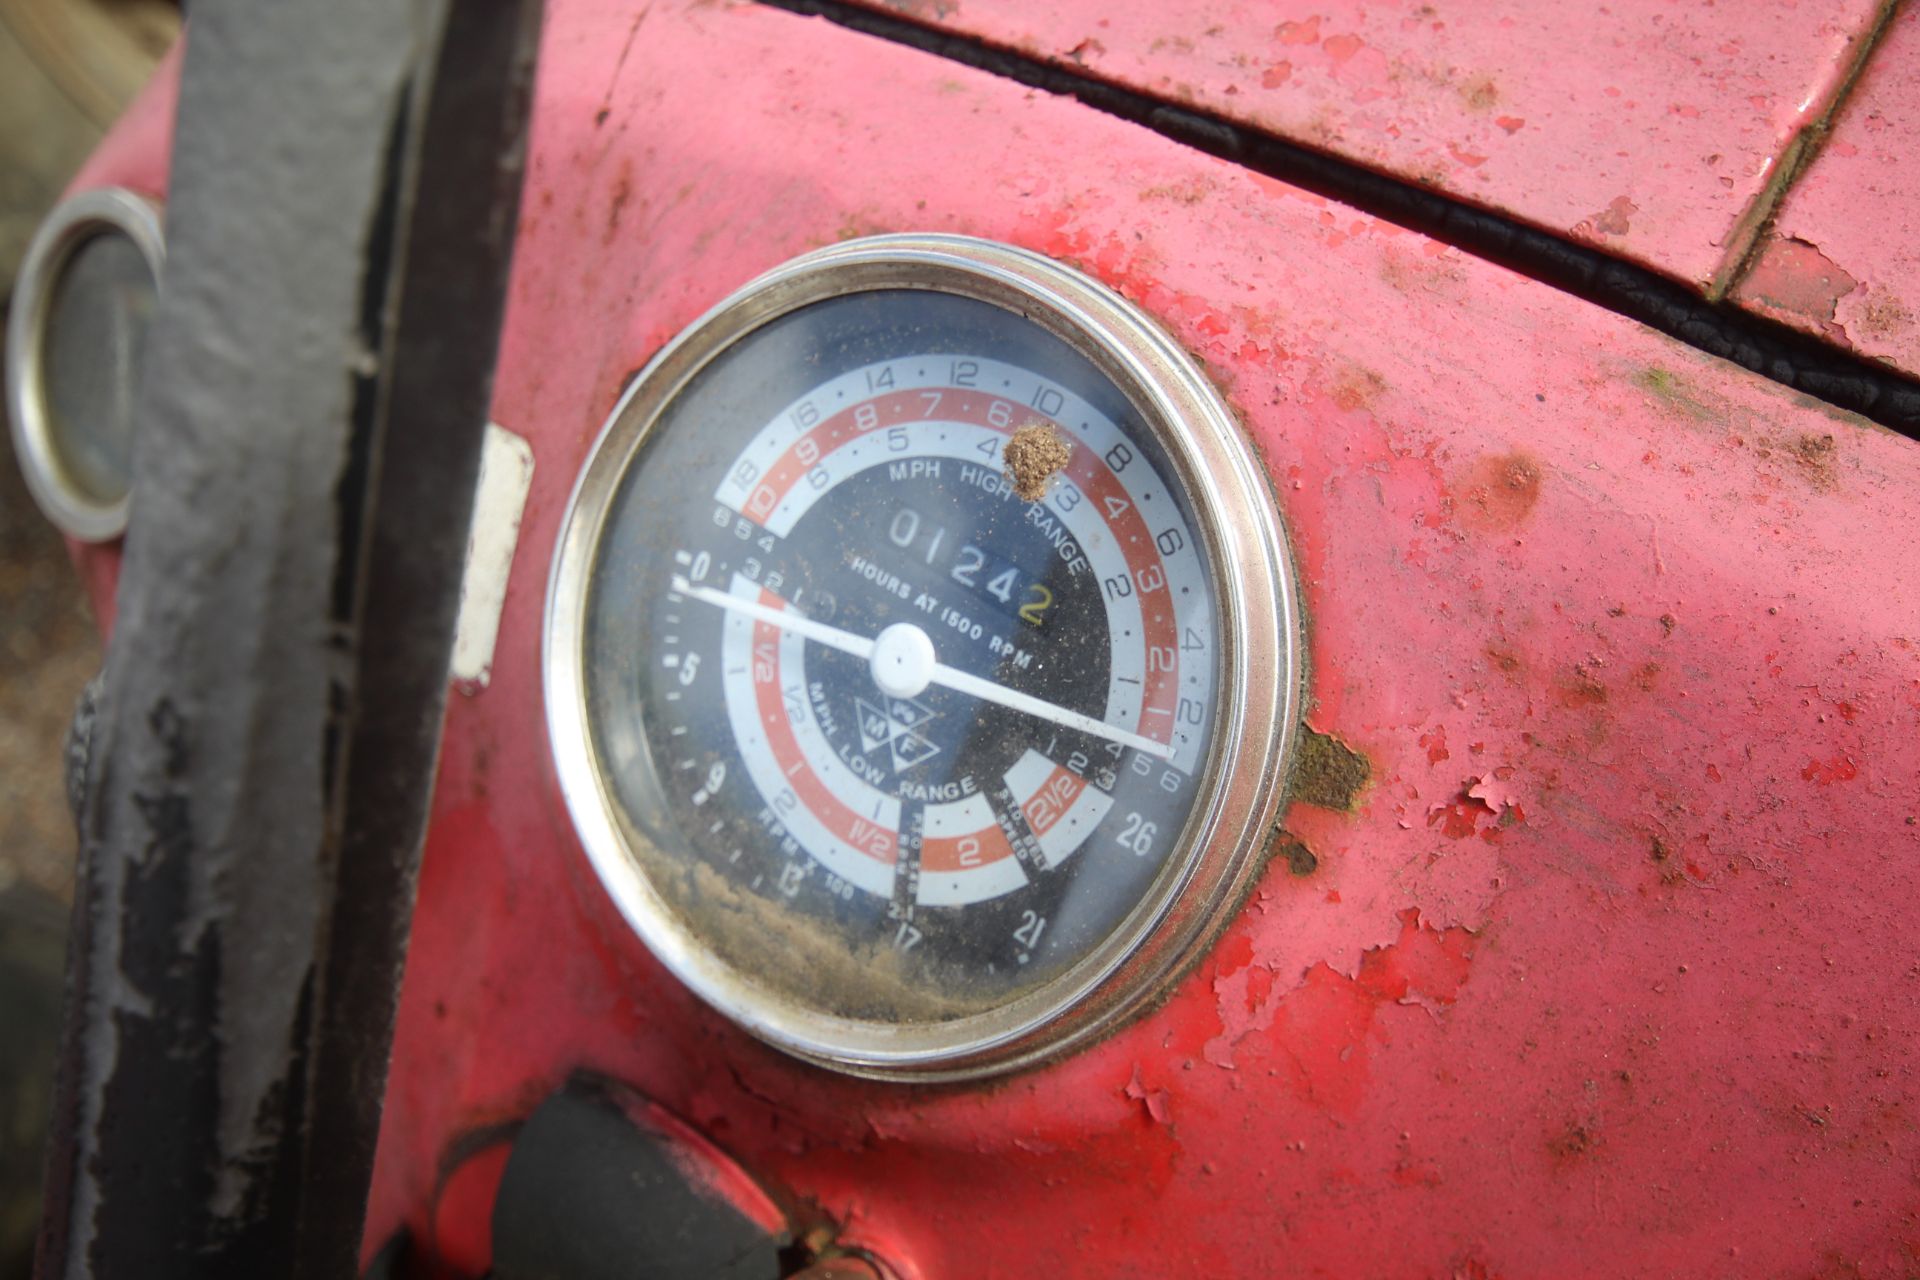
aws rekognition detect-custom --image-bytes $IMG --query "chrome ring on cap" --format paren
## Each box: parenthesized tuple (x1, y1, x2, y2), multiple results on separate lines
(6, 186, 165, 542)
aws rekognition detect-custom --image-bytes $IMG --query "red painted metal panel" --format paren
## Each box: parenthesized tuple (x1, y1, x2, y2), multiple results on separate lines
(847, 0, 1888, 292)
(1729, 2, 1920, 377)
(72, 3, 1920, 1276)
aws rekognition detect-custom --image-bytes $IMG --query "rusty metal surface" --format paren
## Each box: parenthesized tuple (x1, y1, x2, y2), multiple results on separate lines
(63, 1, 1920, 1276)
(835, 0, 1892, 295)
(1726, 1, 1920, 378)
(34, 3, 539, 1276)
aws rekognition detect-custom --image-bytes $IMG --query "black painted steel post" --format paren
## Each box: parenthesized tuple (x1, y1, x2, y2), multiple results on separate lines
(35, 2, 541, 1276)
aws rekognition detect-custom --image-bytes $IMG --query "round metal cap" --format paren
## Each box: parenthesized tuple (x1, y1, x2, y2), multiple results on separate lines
(6, 186, 165, 542)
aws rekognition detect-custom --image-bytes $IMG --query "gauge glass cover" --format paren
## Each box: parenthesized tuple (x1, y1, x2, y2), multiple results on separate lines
(5, 187, 165, 542)
(43, 230, 157, 504)
(547, 236, 1299, 1078)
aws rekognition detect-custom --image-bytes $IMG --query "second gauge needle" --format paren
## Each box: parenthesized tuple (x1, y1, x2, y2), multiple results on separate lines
(672, 576, 1174, 761)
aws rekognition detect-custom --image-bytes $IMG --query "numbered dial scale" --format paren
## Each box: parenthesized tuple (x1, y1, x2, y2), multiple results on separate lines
(546, 235, 1302, 1079)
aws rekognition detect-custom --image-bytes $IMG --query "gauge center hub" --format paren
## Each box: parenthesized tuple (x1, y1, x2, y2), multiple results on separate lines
(870, 621, 936, 700)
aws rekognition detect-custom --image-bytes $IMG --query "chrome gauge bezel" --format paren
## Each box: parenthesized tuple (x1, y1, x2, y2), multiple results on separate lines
(545, 234, 1303, 1080)
(5, 186, 165, 542)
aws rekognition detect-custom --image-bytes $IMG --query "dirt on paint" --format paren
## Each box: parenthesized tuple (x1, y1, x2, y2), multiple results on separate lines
(1751, 428, 1843, 492)
(1457, 451, 1541, 532)
(1572, 195, 1637, 241)
(1789, 431, 1839, 490)
(1289, 726, 1371, 812)
(1329, 364, 1386, 413)
(1458, 75, 1500, 110)
(1556, 663, 1609, 707)
(1649, 835, 1686, 884)
(1138, 178, 1213, 205)
(1633, 365, 1719, 424)
(880, 0, 960, 18)
(669, 852, 1000, 1026)
(1548, 1121, 1600, 1162)
(603, 159, 633, 245)
(1269, 831, 1318, 876)
(1855, 289, 1914, 341)
(1484, 644, 1523, 681)
(1003, 421, 1071, 502)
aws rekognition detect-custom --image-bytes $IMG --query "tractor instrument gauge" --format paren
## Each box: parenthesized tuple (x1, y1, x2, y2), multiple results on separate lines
(546, 235, 1301, 1079)
(6, 187, 164, 542)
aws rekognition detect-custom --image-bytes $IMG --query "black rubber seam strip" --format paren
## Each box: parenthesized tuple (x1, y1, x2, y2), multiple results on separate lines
(760, 0, 1920, 441)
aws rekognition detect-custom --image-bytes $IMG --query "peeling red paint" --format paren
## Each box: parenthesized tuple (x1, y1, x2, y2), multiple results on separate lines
(1064, 36, 1105, 64)
(1211, 929, 1255, 980)
(1274, 15, 1321, 46)
(1575, 194, 1639, 240)
(1322, 33, 1365, 65)
(1730, 234, 1860, 342)
(1204, 911, 1477, 1112)
(1123, 1064, 1173, 1125)
(1466, 770, 1522, 814)
(1801, 755, 1859, 785)
(1428, 791, 1495, 840)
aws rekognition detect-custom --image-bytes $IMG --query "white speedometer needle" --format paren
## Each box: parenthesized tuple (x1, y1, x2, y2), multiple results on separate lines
(671, 576, 1175, 761)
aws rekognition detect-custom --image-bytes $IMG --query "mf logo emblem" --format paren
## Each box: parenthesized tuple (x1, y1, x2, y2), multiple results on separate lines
(855, 696, 939, 772)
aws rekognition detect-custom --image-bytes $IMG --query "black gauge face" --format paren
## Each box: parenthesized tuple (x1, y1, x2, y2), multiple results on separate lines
(582, 289, 1220, 1023)
(551, 236, 1299, 1078)
(43, 230, 156, 504)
